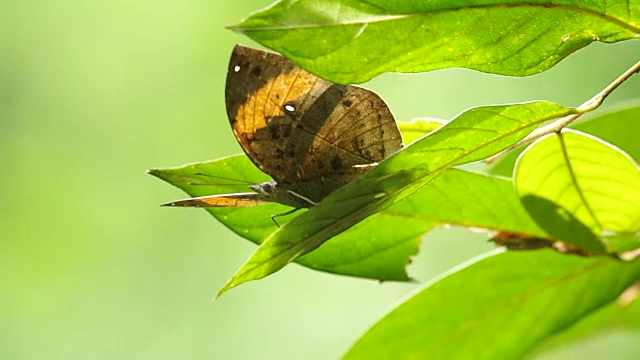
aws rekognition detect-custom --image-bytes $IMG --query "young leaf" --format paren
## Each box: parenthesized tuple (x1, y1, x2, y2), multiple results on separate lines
(216, 101, 576, 295)
(231, 0, 640, 84)
(343, 249, 640, 360)
(514, 130, 640, 253)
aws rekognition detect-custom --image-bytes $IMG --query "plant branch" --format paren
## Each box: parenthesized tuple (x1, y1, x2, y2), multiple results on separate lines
(484, 59, 640, 164)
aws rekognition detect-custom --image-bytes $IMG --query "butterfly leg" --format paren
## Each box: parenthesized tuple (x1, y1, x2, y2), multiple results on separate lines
(270, 207, 302, 227)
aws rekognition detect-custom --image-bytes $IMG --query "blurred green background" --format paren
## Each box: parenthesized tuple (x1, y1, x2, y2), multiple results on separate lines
(2, 1, 639, 359)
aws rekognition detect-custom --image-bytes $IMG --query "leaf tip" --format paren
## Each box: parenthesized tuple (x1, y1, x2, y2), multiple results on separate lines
(146, 168, 161, 177)
(215, 281, 236, 299)
(225, 23, 243, 32)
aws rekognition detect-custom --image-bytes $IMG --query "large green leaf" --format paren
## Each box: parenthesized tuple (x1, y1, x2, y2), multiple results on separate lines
(216, 101, 575, 295)
(343, 249, 640, 360)
(149, 156, 426, 281)
(149, 158, 548, 281)
(232, 0, 640, 84)
(514, 130, 640, 253)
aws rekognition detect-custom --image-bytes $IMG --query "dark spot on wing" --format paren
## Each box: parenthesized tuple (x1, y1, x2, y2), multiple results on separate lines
(342, 99, 352, 107)
(281, 123, 292, 138)
(331, 156, 343, 170)
(269, 124, 281, 140)
(267, 122, 293, 141)
(251, 65, 262, 77)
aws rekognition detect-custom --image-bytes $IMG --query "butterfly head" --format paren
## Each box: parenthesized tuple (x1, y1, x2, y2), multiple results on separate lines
(250, 180, 316, 209)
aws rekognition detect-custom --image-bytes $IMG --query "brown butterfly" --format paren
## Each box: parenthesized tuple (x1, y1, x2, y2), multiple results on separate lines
(163, 45, 403, 213)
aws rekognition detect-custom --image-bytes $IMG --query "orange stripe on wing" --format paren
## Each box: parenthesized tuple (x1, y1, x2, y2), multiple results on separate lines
(161, 192, 267, 208)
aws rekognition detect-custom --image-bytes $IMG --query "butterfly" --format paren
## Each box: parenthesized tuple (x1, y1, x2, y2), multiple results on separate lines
(163, 45, 403, 213)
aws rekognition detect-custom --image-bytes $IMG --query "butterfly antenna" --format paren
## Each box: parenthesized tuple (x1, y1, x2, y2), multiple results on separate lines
(270, 208, 302, 227)
(286, 190, 318, 207)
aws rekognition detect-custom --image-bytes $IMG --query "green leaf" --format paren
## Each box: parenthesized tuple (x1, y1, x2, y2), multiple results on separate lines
(231, 0, 640, 84)
(217, 101, 575, 295)
(148, 156, 426, 281)
(147, 156, 290, 243)
(398, 118, 444, 144)
(527, 288, 640, 358)
(151, 157, 548, 281)
(514, 130, 640, 253)
(343, 249, 640, 360)
(489, 104, 640, 177)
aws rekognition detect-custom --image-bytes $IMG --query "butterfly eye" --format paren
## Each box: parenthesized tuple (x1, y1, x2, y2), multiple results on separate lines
(284, 103, 296, 114)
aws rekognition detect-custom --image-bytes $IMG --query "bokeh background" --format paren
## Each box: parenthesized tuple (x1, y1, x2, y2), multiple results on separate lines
(3, 1, 640, 359)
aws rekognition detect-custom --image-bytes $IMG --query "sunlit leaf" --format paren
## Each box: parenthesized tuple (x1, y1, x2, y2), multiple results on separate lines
(515, 130, 640, 253)
(232, 0, 640, 84)
(216, 101, 575, 295)
(344, 249, 640, 360)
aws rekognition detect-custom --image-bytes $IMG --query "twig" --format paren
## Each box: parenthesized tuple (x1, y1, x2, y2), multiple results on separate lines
(484, 59, 640, 164)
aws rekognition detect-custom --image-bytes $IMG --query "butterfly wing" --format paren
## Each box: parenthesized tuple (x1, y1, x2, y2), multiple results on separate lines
(226, 45, 333, 183)
(291, 84, 402, 182)
(161, 192, 267, 208)
(226, 45, 402, 202)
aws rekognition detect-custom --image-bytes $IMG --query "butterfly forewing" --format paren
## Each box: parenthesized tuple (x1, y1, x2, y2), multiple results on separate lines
(226, 45, 403, 201)
(226, 45, 333, 184)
